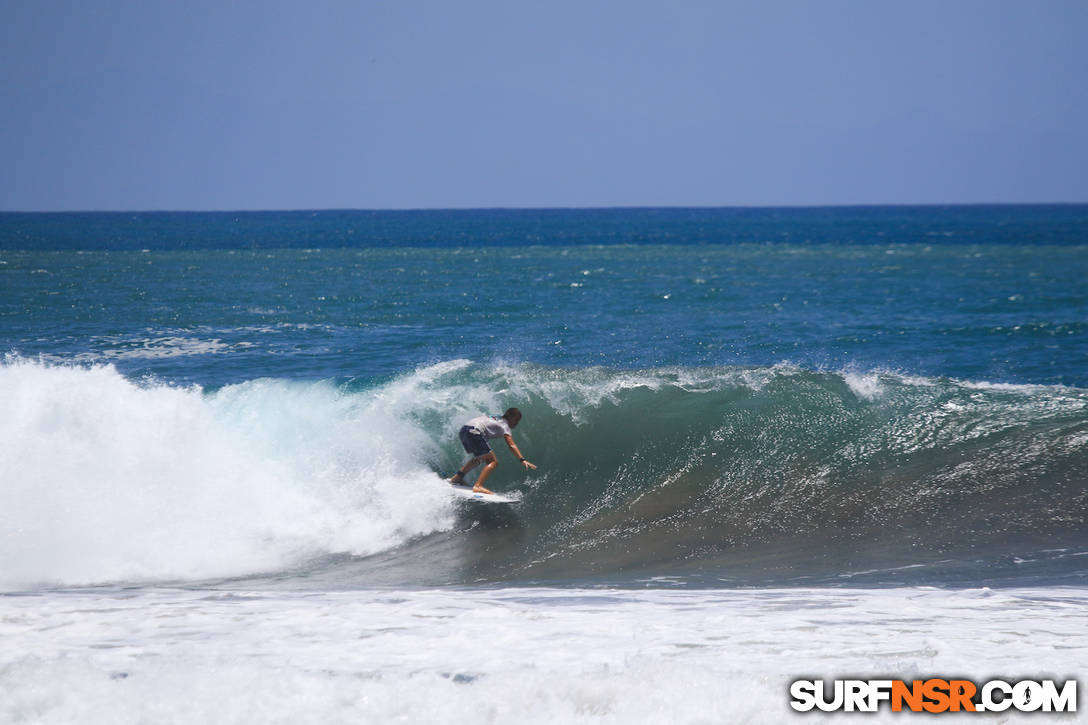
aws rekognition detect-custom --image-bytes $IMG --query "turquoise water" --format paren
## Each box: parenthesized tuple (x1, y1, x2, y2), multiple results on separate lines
(3, 207, 1087, 387)
(1, 206, 1086, 589)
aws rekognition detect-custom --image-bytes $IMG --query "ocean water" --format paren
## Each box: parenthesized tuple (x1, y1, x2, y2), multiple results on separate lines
(1, 206, 1087, 722)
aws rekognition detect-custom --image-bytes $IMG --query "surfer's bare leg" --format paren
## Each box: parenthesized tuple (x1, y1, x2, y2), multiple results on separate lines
(472, 452, 498, 494)
(449, 455, 487, 485)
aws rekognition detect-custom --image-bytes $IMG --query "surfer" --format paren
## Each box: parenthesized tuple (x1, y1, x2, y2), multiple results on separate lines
(449, 408, 537, 494)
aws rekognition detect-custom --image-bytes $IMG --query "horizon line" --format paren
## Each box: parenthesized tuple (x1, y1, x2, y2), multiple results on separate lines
(3, 201, 1088, 215)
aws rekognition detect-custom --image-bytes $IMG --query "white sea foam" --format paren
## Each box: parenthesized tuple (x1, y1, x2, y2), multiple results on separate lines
(45, 334, 243, 362)
(842, 370, 885, 400)
(0, 586, 1084, 724)
(489, 361, 806, 422)
(0, 358, 455, 589)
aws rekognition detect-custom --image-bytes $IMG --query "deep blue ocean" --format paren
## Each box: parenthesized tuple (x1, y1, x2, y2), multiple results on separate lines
(2, 206, 1087, 590)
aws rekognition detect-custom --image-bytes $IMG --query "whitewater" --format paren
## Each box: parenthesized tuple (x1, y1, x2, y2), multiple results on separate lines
(3, 586, 1084, 724)
(3, 357, 1086, 721)
(2, 207, 1087, 722)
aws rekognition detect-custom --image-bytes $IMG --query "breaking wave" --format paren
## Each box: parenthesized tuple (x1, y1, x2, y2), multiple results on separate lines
(2, 357, 1086, 589)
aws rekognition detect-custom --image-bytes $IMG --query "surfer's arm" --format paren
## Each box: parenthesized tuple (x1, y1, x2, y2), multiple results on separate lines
(504, 434, 537, 470)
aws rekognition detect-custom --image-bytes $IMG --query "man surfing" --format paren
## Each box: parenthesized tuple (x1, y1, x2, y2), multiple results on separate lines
(449, 407, 537, 494)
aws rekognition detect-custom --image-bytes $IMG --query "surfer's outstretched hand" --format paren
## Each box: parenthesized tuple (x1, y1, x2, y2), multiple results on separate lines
(522, 460, 538, 471)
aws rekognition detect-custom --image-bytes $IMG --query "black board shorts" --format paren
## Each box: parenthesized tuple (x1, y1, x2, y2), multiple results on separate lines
(459, 425, 492, 457)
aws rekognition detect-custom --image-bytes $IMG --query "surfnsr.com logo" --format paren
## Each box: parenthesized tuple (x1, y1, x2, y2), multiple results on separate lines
(790, 679, 1077, 713)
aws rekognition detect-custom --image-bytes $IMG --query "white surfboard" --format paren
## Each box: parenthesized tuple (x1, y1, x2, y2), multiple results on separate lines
(448, 483, 522, 504)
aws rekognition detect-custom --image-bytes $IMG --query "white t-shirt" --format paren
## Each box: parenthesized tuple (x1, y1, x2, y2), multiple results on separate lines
(466, 415, 511, 440)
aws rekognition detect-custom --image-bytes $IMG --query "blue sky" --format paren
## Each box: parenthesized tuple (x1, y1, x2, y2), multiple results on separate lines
(2, 0, 1086, 210)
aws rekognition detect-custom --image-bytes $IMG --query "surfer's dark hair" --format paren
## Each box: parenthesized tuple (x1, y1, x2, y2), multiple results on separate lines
(502, 407, 522, 425)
